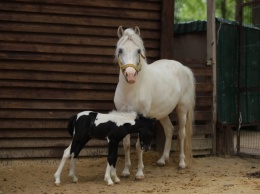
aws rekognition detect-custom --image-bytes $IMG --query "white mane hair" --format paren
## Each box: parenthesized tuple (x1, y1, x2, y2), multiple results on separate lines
(115, 28, 147, 63)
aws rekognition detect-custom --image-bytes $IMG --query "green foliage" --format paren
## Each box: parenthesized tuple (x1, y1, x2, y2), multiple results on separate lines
(175, 0, 238, 23)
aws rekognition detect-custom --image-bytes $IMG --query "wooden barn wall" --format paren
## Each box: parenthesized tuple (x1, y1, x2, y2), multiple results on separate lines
(172, 31, 213, 156)
(0, 0, 162, 158)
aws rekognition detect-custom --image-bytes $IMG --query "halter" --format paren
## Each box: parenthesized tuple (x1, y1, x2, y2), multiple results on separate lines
(117, 53, 146, 74)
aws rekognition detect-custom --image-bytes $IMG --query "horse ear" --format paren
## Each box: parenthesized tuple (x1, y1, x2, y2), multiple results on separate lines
(117, 26, 124, 38)
(134, 26, 140, 36)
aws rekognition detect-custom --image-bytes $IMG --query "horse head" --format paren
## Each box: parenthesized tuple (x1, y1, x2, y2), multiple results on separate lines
(137, 115, 157, 152)
(115, 26, 146, 84)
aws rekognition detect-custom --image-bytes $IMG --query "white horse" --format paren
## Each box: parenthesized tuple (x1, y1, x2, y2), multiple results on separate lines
(114, 26, 195, 179)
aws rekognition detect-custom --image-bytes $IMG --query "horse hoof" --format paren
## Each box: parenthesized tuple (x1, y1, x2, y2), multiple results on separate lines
(55, 182, 61, 187)
(121, 173, 130, 178)
(156, 161, 166, 166)
(178, 165, 186, 170)
(108, 182, 114, 186)
(135, 175, 144, 180)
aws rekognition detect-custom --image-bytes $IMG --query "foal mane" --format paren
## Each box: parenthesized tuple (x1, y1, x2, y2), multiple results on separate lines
(115, 28, 147, 63)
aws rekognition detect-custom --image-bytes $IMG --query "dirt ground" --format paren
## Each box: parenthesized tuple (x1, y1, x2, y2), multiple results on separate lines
(0, 151, 259, 194)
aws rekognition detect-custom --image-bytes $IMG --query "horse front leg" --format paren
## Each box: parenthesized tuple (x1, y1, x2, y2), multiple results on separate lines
(135, 137, 144, 179)
(54, 143, 71, 186)
(121, 134, 131, 177)
(157, 116, 174, 166)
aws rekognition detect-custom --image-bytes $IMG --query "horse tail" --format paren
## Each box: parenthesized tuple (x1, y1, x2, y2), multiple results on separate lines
(67, 114, 77, 137)
(184, 69, 195, 167)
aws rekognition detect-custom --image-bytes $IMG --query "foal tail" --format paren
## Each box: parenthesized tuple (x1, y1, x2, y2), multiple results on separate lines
(67, 114, 77, 137)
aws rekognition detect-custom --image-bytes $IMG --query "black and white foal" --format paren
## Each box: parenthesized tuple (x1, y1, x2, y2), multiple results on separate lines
(54, 110, 156, 186)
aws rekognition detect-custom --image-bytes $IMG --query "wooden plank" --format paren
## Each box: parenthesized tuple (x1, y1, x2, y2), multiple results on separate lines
(0, 128, 68, 138)
(0, 88, 115, 100)
(0, 81, 117, 91)
(171, 138, 212, 151)
(0, 71, 118, 83)
(170, 111, 212, 121)
(0, 32, 159, 49)
(191, 67, 212, 76)
(0, 42, 159, 58)
(0, 137, 141, 148)
(5, 0, 161, 11)
(0, 51, 116, 63)
(0, 102, 115, 113)
(0, 12, 160, 30)
(0, 1, 161, 20)
(172, 124, 213, 135)
(0, 97, 211, 110)
(0, 22, 161, 39)
(196, 83, 213, 92)
(0, 128, 138, 138)
(196, 96, 213, 107)
(0, 120, 67, 129)
(0, 147, 119, 158)
(0, 61, 119, 74)
(0, 42, 115, 56)
(0, 109, 114, 119)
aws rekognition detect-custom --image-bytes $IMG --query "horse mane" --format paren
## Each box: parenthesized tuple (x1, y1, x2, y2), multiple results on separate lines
(115, 28, 147, 63)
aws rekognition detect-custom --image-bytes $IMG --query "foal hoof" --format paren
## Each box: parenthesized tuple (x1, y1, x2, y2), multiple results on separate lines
(55, 182, 61, 187)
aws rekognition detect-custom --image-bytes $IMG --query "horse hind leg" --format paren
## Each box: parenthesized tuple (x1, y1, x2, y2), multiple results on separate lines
(157, 116, 174, 166)
(54, 143, 71, 186)
(121, 134, 131, 177)
(176, 105, 190, 169)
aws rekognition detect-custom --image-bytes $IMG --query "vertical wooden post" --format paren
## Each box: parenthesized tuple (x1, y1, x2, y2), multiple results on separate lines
(160, 0, 174, 59)
(207, 0, 217, 155)
(156, 0, 174, 153)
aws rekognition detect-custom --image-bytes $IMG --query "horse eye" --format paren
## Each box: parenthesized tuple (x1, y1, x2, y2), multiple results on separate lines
(137, 49, 141, 54)
(118, 48, 123, 54)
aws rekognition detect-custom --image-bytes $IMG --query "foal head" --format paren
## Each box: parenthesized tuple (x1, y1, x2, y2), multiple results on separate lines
(137, 115, 157, 152)
(115, 26, 147, 84)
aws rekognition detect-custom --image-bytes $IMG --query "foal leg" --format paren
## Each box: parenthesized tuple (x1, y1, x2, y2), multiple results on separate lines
(176, 106, 188, 169)
(69, 153, 78, 183)
(54, 143, 71, 186)
(157, 116, 174, 166)
(111, 166, 120, 184)
(121, 134, 131, 177)
(104, 163, 114, 185)
(135, 137, 144, 179)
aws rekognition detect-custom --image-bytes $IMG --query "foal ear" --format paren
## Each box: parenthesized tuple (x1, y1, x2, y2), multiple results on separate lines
(134, 26, 140, 36)
(117, 26, 124, 38)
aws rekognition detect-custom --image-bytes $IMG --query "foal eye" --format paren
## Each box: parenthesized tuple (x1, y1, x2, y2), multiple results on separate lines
(118, 48, 123, 54)
(137, 49, 141, 54)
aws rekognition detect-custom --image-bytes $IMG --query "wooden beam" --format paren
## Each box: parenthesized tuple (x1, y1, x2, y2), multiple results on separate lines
(156, 0, 174, 153)
(160, 0, 174, 59)
(207, 0, 217, 155)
